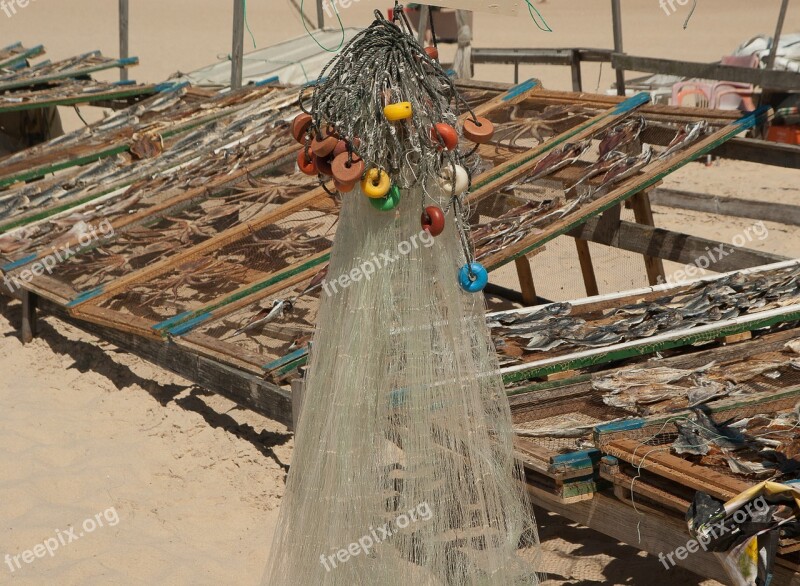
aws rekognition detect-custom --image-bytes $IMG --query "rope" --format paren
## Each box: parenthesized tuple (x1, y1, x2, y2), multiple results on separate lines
(300, 0, 345, 52)
(525, 0, 553, 33)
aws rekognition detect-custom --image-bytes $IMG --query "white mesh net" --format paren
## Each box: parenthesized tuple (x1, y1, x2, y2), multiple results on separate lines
(261, 180, 540, 585)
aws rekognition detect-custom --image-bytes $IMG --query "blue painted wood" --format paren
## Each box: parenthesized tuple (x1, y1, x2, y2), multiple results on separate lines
(502, 78, 539, 101)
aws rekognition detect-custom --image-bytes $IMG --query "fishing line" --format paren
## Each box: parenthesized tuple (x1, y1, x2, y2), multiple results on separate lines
(683, 0, 698, 29)
(243, 0, 258, 48)
(300, 0, 345, 52)
(525, 0, 553, 33)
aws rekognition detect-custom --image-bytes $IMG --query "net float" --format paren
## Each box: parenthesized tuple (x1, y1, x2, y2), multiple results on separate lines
(297, 146, 317, 176)
(437, 164, 469, 195)
(463, 116, 495, 144)
(431, 123, 458, 151)
(384, 101, 413, 122)
(334, 179, 356, 193)
(311, 133, 338, 158)
(361, 168, 392, 199)
(315, 155, 334, 177)
(459, 262, 489, 293)
(291, 113, 312, 144)
(331, 152, 365, 184)
(370, 184, 401, 211)
(421, 206, 445, 236)
(424, 46, 439, 61)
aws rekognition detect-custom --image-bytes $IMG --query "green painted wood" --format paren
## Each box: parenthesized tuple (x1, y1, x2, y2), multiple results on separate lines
(502, 307, 800, 383)
(0, 57, 139, 93)
(0, 85, 156, 114)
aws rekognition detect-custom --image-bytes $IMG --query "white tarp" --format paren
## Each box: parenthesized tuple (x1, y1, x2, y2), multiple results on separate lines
(423, 0, 520, 16)
(177, 28, 362, 87)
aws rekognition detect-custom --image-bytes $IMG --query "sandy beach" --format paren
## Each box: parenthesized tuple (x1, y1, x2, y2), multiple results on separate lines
(2, 1, 800, 584)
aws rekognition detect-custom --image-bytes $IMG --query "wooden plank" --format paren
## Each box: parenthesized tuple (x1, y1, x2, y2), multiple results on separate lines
(574, 238, 599, 296)
(603, 438, 753, 501)
(33, 297, 295, 427)
(630, 191, 666, 285)
(480, 108, 768, 272)
(0, 85, 157, 114)
(612, 53, 800, 92)
(514, 256, 537, 306)
(231, 0, 245, 90)
(712, 138, 800, 170)
(0, 56, 140, 93)
(119, 0, 129, 82)
(651, 187, 800, 227)
(20, 289, 37, 344)
(569, 219, 787, 272)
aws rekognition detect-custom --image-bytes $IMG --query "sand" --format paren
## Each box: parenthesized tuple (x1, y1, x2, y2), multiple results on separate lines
(2, 1, 800, 584)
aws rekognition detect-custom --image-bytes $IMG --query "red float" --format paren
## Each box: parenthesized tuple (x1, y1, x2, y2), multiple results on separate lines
(421, 206, 445, 236)
(431, 123, 458, 151)
(297, 147, 318, 176)
(291, 113, 312, 144)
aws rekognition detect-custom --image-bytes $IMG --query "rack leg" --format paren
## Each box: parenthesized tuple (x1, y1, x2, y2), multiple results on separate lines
(514, 255, 538, 306)
(21, 290, 38, 344)
(630, 191, 666, 285)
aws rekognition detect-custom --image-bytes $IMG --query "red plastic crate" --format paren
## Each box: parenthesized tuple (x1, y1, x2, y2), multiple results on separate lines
(767, 125, 800, 145)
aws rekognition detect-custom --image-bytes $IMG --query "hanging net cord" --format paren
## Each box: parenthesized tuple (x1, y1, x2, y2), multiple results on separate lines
(263, 11, 540, 585)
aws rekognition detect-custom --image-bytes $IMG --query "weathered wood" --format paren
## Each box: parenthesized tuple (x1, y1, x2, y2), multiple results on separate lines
(610, 0, 626, 96)
(630, 191, 666, 285)
(37, 297, 295, 427)
(569, 218, 788, 273)
(292, 377, 305, 431)
(712, 137, 800, 170)
(523, 484, 736, 584)
(651, 187, 800, 227)
(603, 439, 752, 500)
(231, 0, 246, 90)
(514, 256, 537, 306)
(573, 238, 599, 296)
(119, 0, 129, 82)
(20, 290, 37, 344)
(612, 53, 800, 92)
(767, 0, 791, 70)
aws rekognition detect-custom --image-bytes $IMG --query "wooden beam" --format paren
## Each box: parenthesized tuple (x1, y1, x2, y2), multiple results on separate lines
(711, 137, 800, 170)
(612, 53, 800, 92)
(569, 218, 787, 273)
(316, 0, 325, 29)
(573, 238, 599, 296)
(570, 49, 583, 92)
(20, 290, 37, 344)
(231, 0, 246, 90)
(37, 297, 295, 427)
(119, 0, 129, 82)
(650, 188, 800, 227)
(514, 256, 537, 305)
(610, 0, 625, 96)
(766, 0, 791, 70)
(629, 191, 666, 285)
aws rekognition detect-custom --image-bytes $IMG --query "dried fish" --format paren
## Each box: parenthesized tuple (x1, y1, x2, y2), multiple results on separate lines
(231, 299, 294, 337)
(659, 120, 709, 160)
(598, 115, 646, 157)
(524, 140, 591, 181)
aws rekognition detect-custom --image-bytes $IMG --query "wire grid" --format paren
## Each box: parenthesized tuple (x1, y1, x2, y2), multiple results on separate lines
(492, 263, 800, 369)
(0, 87, 300, 238)
(89, 195, 338, 323)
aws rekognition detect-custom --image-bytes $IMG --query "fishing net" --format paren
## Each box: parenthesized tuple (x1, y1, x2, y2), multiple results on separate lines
(263, 9, 539, 585)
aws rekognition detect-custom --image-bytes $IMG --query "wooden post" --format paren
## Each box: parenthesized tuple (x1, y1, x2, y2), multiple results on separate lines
(21, 290, 38, 344)
(417, 5, 430, 46)
(574, 238, 599, 296)
(630, 190, 667, 285)
(316, 0, 325, 29)
(766, 0, 790, 70)
(231, 0, 246, 90)
(119, 0, 129, 82)
(570, 50, 583, 92)
(611, 0, 626, 96)
(514, 256, 538, 306)
(291, 377, 305, 431)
